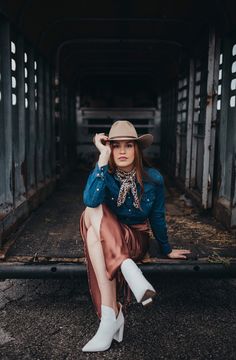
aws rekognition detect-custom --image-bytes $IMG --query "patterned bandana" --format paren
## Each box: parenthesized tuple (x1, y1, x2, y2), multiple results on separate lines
(115, 168, 140, 209)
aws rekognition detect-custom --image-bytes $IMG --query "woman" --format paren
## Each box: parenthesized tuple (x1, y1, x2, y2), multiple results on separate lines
(80, 120, 191, 352)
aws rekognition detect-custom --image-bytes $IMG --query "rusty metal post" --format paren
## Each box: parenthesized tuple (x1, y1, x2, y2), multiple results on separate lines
(202, 28, 220, 208)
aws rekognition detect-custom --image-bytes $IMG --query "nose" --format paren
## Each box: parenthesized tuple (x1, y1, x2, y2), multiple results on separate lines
(119, 145, 126, 154)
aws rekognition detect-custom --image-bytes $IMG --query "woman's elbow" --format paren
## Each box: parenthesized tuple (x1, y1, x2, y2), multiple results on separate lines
(83, 195, 101, 208)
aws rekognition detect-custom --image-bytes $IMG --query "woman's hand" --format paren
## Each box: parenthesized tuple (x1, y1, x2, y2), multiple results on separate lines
(93, 133, 111, 167)
(93, 133, 111, 157)
(167, 249, 191, 259)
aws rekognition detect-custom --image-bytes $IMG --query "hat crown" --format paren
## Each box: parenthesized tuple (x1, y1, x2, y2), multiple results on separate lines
(108, 120, 138, 139)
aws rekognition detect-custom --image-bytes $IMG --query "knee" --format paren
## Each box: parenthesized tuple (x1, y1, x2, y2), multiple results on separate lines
(84, 205, 103, 224)
(85, 205, 103, 216)
(84, 205, 101, 226)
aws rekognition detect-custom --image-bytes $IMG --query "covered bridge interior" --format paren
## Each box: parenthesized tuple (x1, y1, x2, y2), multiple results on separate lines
(0, 1, 236, 274)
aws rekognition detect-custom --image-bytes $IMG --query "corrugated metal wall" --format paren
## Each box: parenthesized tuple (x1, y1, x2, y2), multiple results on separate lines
(160, 28, 236, 229)
(0, 15, 76, 247)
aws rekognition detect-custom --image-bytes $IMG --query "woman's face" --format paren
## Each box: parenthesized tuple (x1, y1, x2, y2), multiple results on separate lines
(111, 140, 135, 172)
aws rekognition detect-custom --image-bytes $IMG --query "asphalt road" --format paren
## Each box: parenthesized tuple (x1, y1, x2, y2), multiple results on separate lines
(0, 274, 236, 360)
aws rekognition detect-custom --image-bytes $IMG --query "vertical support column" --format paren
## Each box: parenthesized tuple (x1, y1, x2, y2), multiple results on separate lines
(0, 20, 13, 206)
(227, 41, 236, 226)
(175, 80, 181, 178)
(64, 87, 69, 170)
(33, 57, 38, 186)
(28, 47, 36, 189)
(207, 35, 221, 207)
(24, 47, 30, 192)
(51, 70, 56, 177)
(60, 84, 66, 173)
(230, 96, 236, 224)
(37, 56, 44, 183)
(0, 28, 3, 206)
(55, 79, 61, 178)
(202, 28, 220, 208)
(219, 37, 231, 197)
(16, 35, 26, 201)
(232, 148, 236, 226)
(11, 36, 18, 206)
(185, 59, 195, 188)
(190, 59, 199, 189)
(48, 67, 53, 177)
(44, 63, 51, 178)
(68, 94, 76, 167)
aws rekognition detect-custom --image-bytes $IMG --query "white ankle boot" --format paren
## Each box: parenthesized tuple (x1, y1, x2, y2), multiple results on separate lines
(82, 303, 124, 352)
(121, 258, 156, 305)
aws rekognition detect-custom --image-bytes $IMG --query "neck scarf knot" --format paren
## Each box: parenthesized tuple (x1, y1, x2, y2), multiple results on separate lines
(115, 168, 140, 209)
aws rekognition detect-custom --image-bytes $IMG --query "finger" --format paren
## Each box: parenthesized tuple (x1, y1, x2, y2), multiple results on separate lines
(174, 252, 187, 258)
(177, 249, 191, 253)
(98, 134, 108, 141)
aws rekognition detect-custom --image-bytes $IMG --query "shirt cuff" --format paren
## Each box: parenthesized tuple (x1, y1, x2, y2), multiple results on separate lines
(161, 243, 172, 256)
(94, 162, 109, 179)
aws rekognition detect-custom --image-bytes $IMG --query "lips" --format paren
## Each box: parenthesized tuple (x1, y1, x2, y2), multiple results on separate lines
(118, 157, 128, 160)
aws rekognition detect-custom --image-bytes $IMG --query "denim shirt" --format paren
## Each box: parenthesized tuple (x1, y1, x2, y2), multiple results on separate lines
(83, 162, 172, 256)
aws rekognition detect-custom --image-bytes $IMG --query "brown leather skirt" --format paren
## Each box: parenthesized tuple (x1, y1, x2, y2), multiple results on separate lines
(79, 203, 150, 319)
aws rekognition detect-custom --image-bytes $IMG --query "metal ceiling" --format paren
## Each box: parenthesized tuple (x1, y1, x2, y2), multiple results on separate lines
(0, 0, 234, 87)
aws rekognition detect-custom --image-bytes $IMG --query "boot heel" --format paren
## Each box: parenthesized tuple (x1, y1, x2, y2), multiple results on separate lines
(141, 289, 157, 306)
(113, 323, 124, 343)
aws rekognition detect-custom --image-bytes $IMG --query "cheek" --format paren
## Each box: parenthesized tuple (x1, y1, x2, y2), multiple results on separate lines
(112, 149, 118, 158)
(129, 148, 135, 159)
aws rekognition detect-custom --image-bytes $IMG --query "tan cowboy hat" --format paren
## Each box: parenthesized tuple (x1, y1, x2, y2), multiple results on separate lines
(108, 120, 153, 149)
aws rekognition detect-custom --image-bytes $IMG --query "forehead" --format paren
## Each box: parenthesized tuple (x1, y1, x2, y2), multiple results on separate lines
(111, 140, 135, 145)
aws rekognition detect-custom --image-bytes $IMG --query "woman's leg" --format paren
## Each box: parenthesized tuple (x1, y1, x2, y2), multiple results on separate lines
(84, 205, 118, 316)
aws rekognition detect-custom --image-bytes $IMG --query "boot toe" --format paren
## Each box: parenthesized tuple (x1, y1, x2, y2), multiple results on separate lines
(82, 342, 110, 352)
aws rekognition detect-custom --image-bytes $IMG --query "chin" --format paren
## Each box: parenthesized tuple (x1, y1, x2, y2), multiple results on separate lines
(118, 162, 131, 167)
(116, 162, 134, 170)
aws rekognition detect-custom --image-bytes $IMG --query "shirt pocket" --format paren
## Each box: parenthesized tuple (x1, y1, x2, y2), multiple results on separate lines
(105, 193, 118, 208)
(141, 191, 155, 210)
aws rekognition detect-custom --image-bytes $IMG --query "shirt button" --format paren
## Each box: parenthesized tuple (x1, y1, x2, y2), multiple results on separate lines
(147, 198, 150, 202)
(111, 197, 114, 200)
(128, 209, 131, 212)
(96, 188, 100, 191)
(96, 173, 100, 177)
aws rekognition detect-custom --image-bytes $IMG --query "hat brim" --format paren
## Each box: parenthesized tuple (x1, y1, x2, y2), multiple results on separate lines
(108, 134, 153, 149)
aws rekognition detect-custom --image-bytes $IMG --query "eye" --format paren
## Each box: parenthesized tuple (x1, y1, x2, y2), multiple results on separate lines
(112, 143, 119, 148)
(127, 143, 133, 148)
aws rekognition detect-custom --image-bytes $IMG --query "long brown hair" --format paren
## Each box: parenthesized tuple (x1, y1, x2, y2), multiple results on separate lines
(108, 141, 153, 201)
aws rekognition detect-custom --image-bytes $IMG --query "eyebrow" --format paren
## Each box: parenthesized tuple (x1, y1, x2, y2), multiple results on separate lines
(112, 141, 134, 145)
